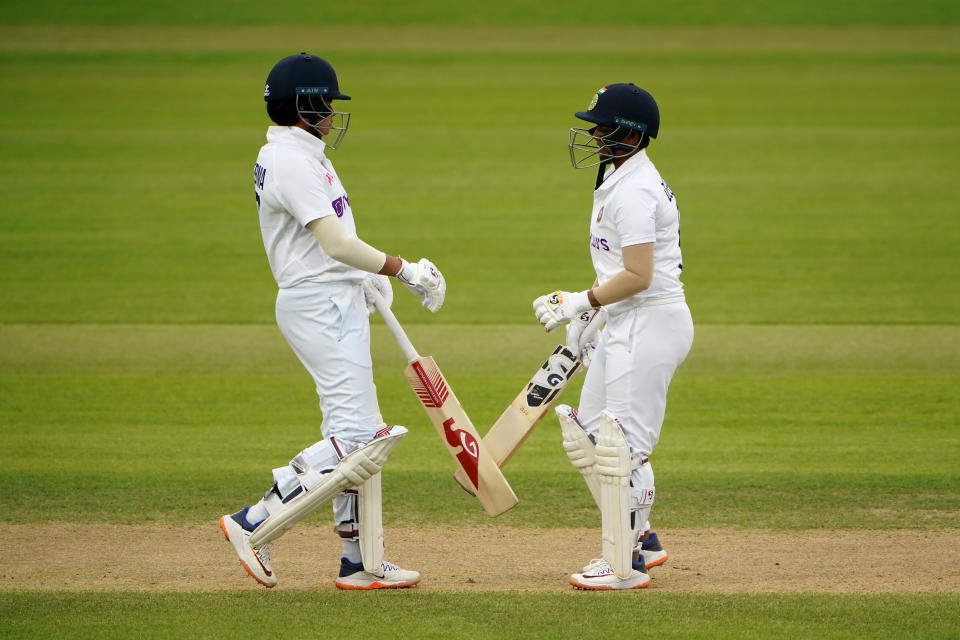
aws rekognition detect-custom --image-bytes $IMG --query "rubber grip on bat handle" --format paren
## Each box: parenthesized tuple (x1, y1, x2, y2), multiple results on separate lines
(363, 281, 421, 363)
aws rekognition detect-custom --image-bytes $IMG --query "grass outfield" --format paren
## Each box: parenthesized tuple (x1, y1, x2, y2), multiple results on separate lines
(0, 324, 956, 529)
(2, 592, 959, 640)
(2, 0, 959, 26)
(1, 26, 958, 325)
(1, 8, 958, 639)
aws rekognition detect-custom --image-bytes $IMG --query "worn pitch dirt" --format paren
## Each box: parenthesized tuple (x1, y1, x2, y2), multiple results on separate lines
(6, 524, 958, 593)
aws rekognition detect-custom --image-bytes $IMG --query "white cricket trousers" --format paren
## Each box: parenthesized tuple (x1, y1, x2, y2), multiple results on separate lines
(578, 298, 694, 456)
(578, 298, 693, 538)
(275, 280, 382, 444)
(274, 280, 382, 525)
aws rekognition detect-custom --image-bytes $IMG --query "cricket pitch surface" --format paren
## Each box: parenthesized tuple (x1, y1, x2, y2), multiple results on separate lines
(5, 524, 958, 593)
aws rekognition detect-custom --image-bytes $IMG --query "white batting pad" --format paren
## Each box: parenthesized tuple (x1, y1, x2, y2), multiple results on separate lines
(358, 471, 384, 574)
(596, 410, 633, 579)
(250, 426, 406, 547)
(556, 404, 601, 508)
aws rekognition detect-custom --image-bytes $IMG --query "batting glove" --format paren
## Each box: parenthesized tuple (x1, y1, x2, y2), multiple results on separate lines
(532, 290, 595, 332)
(363, 273, 393, 316)
(565, 308, 604, 367)
(397, 258, 446, 313)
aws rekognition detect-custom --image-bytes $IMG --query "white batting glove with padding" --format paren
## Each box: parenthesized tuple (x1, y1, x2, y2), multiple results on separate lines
(533, 290, 595, 332)
(363, 273, 393, 316)
(565, 308, 604, 367)
(397, 258, 446, 313)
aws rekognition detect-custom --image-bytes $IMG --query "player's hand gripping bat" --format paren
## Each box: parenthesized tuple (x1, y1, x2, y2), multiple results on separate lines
(453, 312, 603, 496)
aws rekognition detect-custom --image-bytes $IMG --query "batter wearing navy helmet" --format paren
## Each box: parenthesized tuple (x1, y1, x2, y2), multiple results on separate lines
(220, 53, 446, 590)
(534, 83, 694, 590)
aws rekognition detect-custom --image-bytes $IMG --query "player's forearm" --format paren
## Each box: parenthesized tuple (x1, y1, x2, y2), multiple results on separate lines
(591, 242, 653, 305)
(591, 270, 651, 305)
(307, 216, 387, 273)
(378, 255, 403, 276)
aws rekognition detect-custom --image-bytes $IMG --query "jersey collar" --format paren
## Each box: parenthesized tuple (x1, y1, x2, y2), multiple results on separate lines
(595, 148, 650, 191)
(266, 125, 328, 158)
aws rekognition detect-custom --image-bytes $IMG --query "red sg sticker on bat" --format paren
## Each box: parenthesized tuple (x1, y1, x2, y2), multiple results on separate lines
(443, 417, 479, 489)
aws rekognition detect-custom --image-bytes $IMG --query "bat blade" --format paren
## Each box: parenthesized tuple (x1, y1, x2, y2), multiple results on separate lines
(405, 356, 518, 516)
(454, 345, 581, 495)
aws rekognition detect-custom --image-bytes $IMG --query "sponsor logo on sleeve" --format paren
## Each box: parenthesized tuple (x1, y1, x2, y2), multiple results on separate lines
(331, 195, 350, 218)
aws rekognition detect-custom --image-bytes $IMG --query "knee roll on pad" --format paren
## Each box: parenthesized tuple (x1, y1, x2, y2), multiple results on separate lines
(556, 404, 601, 508)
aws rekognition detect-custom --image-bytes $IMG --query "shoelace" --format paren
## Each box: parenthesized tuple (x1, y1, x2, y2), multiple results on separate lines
(255, 542, 275, 567)
(584, 559, 614, 576)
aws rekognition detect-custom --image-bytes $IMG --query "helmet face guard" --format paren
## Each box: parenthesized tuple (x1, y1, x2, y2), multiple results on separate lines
(568, 120, 646, 169)
(568, 83, 658, 169)
(295, 89, 350, 150)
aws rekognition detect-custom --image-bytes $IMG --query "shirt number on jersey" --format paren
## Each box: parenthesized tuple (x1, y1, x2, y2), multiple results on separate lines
(662, 179, 683, 271)
(677, 210, 683, 271)
(254, 163, 267, 211)
(660, 179, 674, 202)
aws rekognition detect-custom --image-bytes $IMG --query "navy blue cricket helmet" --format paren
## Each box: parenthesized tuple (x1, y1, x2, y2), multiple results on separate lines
(263, 52, 351, 102)
(575, 83, 658, 138)
(264, 53, 352, 149)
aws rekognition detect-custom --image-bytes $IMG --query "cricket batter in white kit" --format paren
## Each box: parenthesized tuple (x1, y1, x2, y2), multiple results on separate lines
(219, 53, 446, 590)
(533, 83, 693, 590)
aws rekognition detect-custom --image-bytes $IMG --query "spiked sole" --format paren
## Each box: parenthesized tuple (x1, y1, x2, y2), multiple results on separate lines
(335, 578, 421, 590)
(569, 576, 650, 590)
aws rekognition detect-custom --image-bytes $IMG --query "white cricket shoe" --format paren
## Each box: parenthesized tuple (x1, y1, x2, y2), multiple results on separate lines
(335, 558, 421, 590)
(220, 508, 277, 588)
(570, 558, 650, 590)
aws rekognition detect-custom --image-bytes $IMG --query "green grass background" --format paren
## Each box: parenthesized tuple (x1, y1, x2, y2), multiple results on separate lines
(1, 1, 958, 638)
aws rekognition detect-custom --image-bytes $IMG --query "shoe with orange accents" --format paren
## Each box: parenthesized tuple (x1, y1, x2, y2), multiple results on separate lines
(640, 531, 668, 568)
(335, 558, 421, 590)
(220, 507, 277, 588)
(569, 557, 650, 590)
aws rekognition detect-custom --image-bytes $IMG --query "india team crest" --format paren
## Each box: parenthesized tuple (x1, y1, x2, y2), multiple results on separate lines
(588, 87, 607, 111)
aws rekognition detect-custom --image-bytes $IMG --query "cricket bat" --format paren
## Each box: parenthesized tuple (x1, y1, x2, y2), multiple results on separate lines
(453, 314, 603, 496)
(367, 285, 518, 517)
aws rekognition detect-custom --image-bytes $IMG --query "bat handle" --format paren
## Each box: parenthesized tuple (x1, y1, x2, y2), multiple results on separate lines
(364, 281, 421, 363)
(579, 308, 606, 346)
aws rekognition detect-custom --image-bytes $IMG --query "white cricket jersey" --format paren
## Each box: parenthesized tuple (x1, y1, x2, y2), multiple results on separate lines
(588, 149, 684, 315)
(254, 126, 365, 288)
